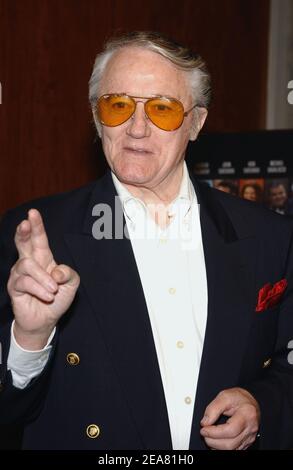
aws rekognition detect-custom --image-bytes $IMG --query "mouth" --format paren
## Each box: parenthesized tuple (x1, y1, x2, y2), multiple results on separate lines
(123, 146, 153, 156)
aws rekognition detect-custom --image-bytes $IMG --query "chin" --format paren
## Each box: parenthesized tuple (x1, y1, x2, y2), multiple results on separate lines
(113, 160, 156, 186)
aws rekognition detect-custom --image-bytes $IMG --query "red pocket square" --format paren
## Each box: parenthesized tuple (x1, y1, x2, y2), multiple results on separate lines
(256, 279, 288, 312)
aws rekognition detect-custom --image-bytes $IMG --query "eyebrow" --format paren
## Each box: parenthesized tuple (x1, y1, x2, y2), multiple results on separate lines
(111, 92, 180, 100)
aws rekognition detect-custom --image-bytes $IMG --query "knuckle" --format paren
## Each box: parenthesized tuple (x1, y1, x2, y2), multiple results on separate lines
(17, 274, 34, 292)
(251, 425, 259, 434)
(8, 268, 16, 287)
(7, 277, 13, 294)
(16, 275, 27, 290)
(204, 403, 212, 415)
(13, 277, 21, 291)
(9, 264, 16, 275)
(12, 259, 22, 273)
(218, 389, 229, 402)
(243, 404, 257, 422)
(18, 257, 31, 271)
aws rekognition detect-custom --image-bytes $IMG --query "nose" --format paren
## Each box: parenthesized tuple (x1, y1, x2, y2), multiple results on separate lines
(126, 101, 150, 138)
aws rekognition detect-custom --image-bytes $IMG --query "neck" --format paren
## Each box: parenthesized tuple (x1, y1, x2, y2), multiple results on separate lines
(123, 162, 184, 207)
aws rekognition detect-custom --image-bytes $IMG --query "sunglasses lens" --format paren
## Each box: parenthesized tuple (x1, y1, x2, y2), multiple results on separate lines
(97, 95, 135, 126)
(145, 98, 184, 131)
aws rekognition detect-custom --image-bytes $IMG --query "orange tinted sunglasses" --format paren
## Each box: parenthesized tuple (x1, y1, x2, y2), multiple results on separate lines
(96, 94, 197, 131)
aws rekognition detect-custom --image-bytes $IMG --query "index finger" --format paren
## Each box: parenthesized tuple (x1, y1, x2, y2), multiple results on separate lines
(14, 209, 52, 261)
(28, 209, 51, 252)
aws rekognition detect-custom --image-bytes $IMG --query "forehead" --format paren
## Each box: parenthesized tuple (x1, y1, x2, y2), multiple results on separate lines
(100, 47, 190, 100)
(271, 185, 285, 193)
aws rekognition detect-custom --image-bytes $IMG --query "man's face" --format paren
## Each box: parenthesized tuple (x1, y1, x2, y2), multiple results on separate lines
(269, 185, 287, 208)
(97, 47, 207, 190)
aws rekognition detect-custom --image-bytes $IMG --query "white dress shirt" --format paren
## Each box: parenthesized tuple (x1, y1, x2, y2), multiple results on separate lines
(112, 163, 208, 449)
(7, 162, 208, 450)
(8, 322, 55, 389)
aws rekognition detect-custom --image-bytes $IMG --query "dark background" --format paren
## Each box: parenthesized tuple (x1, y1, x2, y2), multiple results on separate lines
(0, 0, 270, 214)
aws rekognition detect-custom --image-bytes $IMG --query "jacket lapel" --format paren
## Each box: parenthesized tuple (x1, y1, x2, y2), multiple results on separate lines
(64, 172, 172, 449)
(189, 179, 258, 449)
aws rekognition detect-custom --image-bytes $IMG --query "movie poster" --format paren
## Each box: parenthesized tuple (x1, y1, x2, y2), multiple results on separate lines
(187, 130, 293, 217)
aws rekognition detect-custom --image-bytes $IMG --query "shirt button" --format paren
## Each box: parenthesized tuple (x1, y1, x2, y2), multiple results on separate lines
(185, 396, 192, 405)
(176, 341, 184, 349)
(168, 287, 176, 295)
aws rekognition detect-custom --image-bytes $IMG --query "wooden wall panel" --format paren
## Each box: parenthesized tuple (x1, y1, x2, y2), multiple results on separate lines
(0, 0, 270, 213)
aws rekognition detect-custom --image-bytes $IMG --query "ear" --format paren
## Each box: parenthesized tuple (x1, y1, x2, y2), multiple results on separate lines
(189, 107, 208, 141)
(92, 107, 102, 138)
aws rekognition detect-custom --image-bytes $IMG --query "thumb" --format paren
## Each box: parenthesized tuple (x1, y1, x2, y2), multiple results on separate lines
(51, 264, 80, 288)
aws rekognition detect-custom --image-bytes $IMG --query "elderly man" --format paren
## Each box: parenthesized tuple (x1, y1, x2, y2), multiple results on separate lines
(0, 32, 293, 451)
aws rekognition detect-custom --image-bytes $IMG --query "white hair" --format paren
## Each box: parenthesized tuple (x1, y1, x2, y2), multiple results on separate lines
(89, 31, 211, 135)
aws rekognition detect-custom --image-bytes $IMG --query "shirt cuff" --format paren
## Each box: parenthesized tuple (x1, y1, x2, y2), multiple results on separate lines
(7, 321, 56, 389)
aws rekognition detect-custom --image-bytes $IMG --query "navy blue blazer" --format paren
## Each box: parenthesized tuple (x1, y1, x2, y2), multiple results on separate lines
(0, 170, 293, 449)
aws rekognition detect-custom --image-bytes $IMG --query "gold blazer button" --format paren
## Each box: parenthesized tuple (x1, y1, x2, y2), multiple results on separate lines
(86, 424, 100, 439)
(66, 352, 80, 366)
(262, 358, 272, 368)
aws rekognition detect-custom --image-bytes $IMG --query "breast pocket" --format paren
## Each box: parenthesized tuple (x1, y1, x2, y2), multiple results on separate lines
(254, 305, 280, 353)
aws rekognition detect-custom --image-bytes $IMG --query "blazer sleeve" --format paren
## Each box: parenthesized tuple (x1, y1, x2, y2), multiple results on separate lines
(0, 210, 56, 426)
(244, 226, 293, 450)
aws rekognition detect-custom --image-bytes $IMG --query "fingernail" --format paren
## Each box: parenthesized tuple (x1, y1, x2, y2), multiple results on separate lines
(47, 282, 56, 292)
(52, 269, 62, 282)
(56, 270, 64, 282)
(45, 292, 54, 301)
